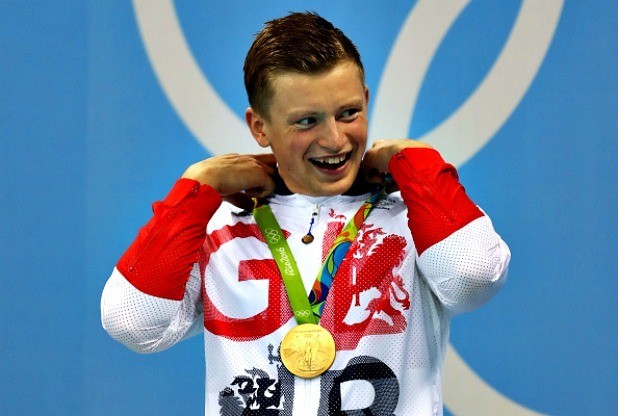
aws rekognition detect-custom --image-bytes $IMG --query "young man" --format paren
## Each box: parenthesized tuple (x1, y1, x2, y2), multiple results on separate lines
(101, 12, 510, 415)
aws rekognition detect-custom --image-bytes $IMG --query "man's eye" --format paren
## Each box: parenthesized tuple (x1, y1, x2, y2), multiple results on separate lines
(340, 108, 360, 120)
(297, 117, 317, 126)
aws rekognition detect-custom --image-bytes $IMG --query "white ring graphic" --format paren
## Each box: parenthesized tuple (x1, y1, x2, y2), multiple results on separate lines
(370, 0, 563, 168)
(295, 310, 311, 318)
(132, 1, 563, 414)
(132, 0, 260, 155)
(264, 228, 280, 244)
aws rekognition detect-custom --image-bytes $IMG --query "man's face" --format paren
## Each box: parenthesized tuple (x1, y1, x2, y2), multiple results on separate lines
(247, 61, 369, 196)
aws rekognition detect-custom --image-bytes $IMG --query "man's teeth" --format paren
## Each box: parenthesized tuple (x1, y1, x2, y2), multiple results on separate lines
(313, 154, 346, 164)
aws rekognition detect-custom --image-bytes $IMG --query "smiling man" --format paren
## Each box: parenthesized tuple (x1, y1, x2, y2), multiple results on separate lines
(246, 60, 367, 197)
(101, 12, 510, 415)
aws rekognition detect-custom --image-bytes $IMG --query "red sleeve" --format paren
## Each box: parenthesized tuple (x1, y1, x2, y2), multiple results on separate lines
(388, 147, 484, 255)
(116, 178, 222, 300)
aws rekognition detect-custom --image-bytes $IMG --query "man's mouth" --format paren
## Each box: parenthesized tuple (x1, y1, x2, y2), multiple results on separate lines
(309, 152, 351, 170)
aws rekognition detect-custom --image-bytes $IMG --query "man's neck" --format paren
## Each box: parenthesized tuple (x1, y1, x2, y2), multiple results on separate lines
(273, 172, 377, 197)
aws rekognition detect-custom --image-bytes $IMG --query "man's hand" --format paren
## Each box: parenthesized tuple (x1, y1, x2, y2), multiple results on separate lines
(360, 139, 432, 192)
(361, 139, 432, 185)
(182, 153, 277, 210)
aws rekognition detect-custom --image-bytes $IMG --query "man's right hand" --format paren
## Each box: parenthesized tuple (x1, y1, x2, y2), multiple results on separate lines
(182, 153, 277, 210)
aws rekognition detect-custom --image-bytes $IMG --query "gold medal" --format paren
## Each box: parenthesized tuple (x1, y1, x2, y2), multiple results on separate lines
(280, 324, 336, 378)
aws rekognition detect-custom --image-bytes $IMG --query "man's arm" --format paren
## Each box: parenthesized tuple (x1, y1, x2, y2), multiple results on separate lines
(117, 179, 222, 300)
(101, 154, 277, 353)
(364, 140, 510, 314)
(101, 179, 221, 353)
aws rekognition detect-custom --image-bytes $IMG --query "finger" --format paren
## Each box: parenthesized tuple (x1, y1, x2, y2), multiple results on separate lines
(254, 173, 276, 196)
(360, 152, 385, 177)
(244, 185, 273, 199)
(220, 155, 276, 195)
(252, 153, 278, 168)
(360, 161, 381, 181)
(223, 193, 255, 212)
(242, 169, 276, 197)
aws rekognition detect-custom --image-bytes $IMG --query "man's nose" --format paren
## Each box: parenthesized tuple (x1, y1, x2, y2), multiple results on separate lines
(318, 118, 345, 151)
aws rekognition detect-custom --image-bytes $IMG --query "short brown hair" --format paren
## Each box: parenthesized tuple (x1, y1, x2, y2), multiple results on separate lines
(244, 12, 364, 118)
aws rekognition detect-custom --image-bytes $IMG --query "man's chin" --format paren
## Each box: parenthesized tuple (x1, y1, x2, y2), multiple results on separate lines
(282, 171, 358, 196)
(313, 178, 357, 197)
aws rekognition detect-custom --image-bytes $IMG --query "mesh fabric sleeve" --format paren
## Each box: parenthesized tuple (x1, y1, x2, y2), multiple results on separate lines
(389, 147, 510, 314)
(101, 178, 222, 352)
(116, 178, 221, 300)
(101, 265, 205, 353)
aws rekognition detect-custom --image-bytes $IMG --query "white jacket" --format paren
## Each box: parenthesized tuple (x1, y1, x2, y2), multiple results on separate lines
(101, 148, 510, 415)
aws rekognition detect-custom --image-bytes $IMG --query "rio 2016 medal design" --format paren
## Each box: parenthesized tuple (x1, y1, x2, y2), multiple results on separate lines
(280, 324, 336, 378)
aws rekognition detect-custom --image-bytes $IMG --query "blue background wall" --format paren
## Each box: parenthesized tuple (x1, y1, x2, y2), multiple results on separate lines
(1, 1, 616, 415)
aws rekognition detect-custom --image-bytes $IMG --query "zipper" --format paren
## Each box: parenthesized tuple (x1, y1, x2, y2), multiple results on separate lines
(301, 203, 320, 245)
(311, 203, 320, 225)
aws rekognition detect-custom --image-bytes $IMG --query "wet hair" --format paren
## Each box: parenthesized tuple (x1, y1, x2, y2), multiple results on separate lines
(244, 11, 364, 119)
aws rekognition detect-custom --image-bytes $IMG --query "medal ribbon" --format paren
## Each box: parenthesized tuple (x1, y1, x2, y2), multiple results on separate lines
(253, 185, 386, 324)
(308, 189, 385, 318)
(253, 204, 318, 325)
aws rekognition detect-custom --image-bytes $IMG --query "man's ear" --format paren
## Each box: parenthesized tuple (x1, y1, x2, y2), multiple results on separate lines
(245, 107, 270, 148)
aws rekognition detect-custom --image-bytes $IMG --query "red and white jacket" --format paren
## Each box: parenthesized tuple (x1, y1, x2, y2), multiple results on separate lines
(101, 148, 510, 415)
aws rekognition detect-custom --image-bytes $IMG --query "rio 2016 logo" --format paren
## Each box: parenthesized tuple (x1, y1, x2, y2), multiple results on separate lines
(132, 1, 563, 414)
(264, 228, 281, 244)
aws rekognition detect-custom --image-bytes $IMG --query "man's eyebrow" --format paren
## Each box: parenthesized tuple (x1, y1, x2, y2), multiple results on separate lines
(285, 109, 320, 122)
(339, 98, 365, 109)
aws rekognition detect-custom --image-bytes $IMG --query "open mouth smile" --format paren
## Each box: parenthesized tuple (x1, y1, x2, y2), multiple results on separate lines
(309, 152, 352, 170)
